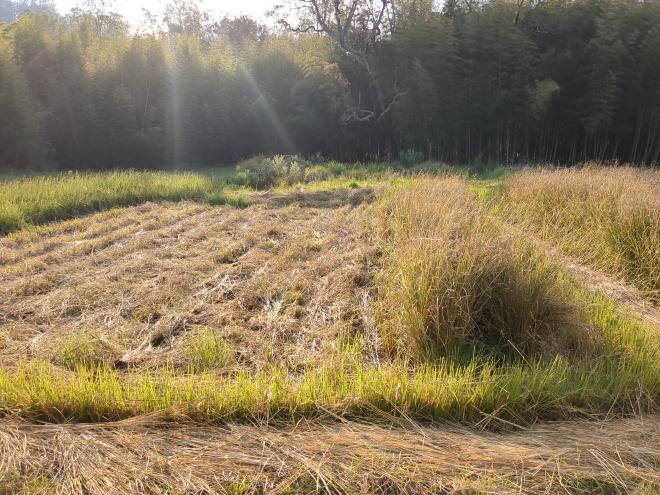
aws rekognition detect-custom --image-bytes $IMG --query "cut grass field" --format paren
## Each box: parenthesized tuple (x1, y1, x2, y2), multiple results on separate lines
(0, 164, 658, 494)
(1, 415, 657, 494)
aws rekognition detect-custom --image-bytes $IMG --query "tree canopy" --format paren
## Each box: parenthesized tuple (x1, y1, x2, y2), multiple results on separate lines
(0, 0, 659, 169)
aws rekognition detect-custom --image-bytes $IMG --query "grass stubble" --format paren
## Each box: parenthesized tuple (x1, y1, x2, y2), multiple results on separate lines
(0, 167, 658, 493)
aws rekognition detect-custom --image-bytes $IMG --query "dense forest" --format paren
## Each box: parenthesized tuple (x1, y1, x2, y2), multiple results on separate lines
(1, 0, 659, 169)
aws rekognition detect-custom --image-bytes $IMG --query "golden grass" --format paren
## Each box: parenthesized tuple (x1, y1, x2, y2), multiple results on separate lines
(0, 344, 656, 426)
(0, 415, 657, 494)
(0, 187, 657, 427)
(498, 165, 660, 302)
(0, 174, 658, 493)
(376, 176, 592, 359)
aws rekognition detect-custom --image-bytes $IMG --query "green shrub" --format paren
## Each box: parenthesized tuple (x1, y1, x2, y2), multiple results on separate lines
(234, 155, 309, 189)
(234, 155, 284, 189)
(229, 169, 256, 188)
(303, 165, 330, 183)
(326, 161, 348, 176)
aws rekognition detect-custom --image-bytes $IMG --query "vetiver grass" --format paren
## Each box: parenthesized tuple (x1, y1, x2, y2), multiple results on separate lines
(0, 170, 228, 234)
(497, 166, 660, 301)
(376, 176, 591, 359)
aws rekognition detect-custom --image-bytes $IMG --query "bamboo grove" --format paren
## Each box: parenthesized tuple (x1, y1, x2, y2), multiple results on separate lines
(1, 0, 659, 169)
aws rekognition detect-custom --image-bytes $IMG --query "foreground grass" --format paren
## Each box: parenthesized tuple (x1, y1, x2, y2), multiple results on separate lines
(0, 168, 657, 431)
(0, 170, 229, 234)
(1, 352, 655, 427)
(497, 166, 659, 301)
(0, 273, 656, 426)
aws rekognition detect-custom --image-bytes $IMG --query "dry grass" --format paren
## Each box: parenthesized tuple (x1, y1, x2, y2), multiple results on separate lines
(0, 185, 657, 428)
(0, 415, 657, 494)
(498, 165, 660, 302)
(0, 189, 376, 372)
(498, 219, 660, 329)
(376, 176, 593, 359)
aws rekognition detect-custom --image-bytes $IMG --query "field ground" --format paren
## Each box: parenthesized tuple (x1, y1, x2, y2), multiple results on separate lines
(0, 164, 658, 494)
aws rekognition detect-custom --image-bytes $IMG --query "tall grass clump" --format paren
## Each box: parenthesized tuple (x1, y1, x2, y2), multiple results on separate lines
(0, 170, 225, 234)
(376, 177, 593, 360)
(497, 166, 659, 301)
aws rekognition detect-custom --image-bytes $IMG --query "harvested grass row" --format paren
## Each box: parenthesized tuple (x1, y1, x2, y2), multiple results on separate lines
(0, 170, 228, 234)
(1, 416, 657, 495)
(0, 296, 657, 426)
(376, 177, 591, 359)
(0, 198, 373, 373)
(497, 165, 660, 302)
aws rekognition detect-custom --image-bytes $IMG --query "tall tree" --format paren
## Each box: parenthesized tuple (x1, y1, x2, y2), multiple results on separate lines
(0, 36, 48, 167)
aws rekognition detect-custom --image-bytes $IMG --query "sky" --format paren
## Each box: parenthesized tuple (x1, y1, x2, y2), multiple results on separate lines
(54, 0, 277, 25)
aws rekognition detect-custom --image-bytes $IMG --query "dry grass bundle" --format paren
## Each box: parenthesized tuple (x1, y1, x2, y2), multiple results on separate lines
(0, 415, 657, 494)
(498, 165, 660, 302)
(376, 177, 593, 359)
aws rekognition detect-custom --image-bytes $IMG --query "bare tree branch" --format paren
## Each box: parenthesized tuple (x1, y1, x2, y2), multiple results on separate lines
(276, 0, 403, 123)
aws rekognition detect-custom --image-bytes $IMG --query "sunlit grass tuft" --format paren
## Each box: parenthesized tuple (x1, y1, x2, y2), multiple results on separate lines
(53, 333, 117, 371)
(184, 327, 234, 373)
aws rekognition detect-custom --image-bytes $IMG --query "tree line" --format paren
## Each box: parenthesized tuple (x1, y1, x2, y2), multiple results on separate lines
(1, 0, 659, 170)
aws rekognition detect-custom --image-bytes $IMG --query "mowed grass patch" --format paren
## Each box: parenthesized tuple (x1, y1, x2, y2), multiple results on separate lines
(496, 166, 660, 301)
(0, 170, 228, 234)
